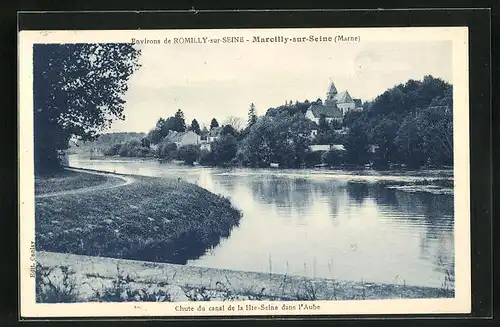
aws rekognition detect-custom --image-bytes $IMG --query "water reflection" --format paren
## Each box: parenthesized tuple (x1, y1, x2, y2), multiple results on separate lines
(346, 182, 370, 204)
(68, 155, 455, 288)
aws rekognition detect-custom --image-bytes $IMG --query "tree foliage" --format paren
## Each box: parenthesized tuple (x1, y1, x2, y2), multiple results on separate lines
(247, 103, 257, 128)
(132, 75, 453, 170)
(211, 135, 238, 166)
(224, 116, 245, 131)
(210, 118, 219, 130)
(342, 75, 453, 168)
(190, 119, 201, 135)
(34, 43, 141, 172)
(147, 109, 187, 144)
(239, 114, 312, 168)
(177, 144, 201, 166)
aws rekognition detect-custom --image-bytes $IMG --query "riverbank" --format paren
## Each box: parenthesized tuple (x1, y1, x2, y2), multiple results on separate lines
(35, 169, 114, 195)
(36, 251, 454, 303)
(35, 168, 242, 264)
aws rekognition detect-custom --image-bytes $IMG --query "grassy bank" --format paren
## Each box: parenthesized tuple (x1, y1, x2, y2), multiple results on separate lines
(36, 251, 454, 303)
(35, 169, 111, 195)
(35, 169, 242, 264)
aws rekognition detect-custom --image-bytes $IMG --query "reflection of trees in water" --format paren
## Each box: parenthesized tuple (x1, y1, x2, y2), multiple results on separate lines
(311, 180, 344, 217)
(379, 186, 453, 226)
(433, 231, 455, 287)
(248, 176, 344, 217)
(346, 182, 370, 204)
(218, 173, 237, 194)
(369, 183, 455, 282)
(249, 176, 313, 215)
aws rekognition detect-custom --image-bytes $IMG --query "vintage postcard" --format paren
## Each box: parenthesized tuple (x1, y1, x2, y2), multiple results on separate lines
(19, 26, 470, 318)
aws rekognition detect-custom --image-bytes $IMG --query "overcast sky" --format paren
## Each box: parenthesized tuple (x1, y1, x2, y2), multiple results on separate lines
(110, 40, 452, 133)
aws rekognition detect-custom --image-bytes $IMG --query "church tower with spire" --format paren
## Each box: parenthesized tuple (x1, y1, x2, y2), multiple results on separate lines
(304, 79, 364, 131)
(325, 81, 338, 106)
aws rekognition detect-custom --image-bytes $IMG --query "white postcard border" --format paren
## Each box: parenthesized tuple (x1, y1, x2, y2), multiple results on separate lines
(19, 26, 470, 318)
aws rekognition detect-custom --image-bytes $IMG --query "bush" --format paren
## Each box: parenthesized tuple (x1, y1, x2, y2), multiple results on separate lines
(177, 144, 201, 165)
(198, 149, 214, 166)
(104, 143, 123, 156)
(322, 149, 344, 167)
(304, 151, 324, 167)
(118, 144, 129, 157)
(157, 142, 178, 160)
(111, 138, 153, 157)
(211, 135, 238, 166)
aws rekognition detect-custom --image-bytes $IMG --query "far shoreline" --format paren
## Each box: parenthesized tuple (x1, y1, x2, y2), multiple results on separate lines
(68, 153, 455, 175)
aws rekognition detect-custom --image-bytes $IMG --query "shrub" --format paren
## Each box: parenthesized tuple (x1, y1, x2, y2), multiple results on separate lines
(104, 143, 123, 156)
(157, 142, 178, 160)
(211, 135, 238, 166)
(304, 151, 324, 167)
(198, 149, 214, 166)
(177, 144, 201, 165)
(322, 149, 344, 167)
(118, 144, 129, 157)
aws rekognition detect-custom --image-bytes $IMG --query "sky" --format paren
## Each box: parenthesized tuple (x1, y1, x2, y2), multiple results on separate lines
(109, 40, 452, 133)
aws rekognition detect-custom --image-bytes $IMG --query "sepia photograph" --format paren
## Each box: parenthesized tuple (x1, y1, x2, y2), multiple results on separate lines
(19, 27, 470, 317)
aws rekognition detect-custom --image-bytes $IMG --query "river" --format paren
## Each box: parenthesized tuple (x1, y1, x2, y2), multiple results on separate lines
(68, 155, 455, 289)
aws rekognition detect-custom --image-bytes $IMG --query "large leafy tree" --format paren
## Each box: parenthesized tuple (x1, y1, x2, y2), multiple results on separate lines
(240, 114, 311, 168)
(212, 135, 238, 166)
(147, 110, 187, 144)
(370, 118, 400, 168)
(34, 43, 141, 172)
(224, 116, 245, 132)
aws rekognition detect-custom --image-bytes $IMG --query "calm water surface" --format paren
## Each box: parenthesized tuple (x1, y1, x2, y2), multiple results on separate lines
(69, 155, 454, 288)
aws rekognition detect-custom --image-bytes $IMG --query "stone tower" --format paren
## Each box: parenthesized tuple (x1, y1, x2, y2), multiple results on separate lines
(325, 81, 338, 105)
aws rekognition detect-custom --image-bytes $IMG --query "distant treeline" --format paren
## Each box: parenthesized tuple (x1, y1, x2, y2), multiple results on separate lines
(69, 132, 146, 155)
(98, 75, 452, 170)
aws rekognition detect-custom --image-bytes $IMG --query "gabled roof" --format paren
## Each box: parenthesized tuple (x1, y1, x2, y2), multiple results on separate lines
(334, 91, 353, 103)
(307, 104, 343, 119)
(208, 126, 223, 137)
(164, 130, 198, 143)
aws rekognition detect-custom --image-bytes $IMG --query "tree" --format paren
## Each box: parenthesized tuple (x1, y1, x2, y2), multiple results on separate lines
(240, 114, 311, 168)
(212, 135, 238, 166)
(177, 144, 201, 166)
(157, 142, 178, 160)
(210, 118, 219, 130)
(318, 114, 329, 132)
(370, 118, 400, 168)
(190, 119, 201, 135)
(147, 128, 163, 144)
(33, 43, 141, 172)
(394, 118, 427, 168)
(322, 149, 344, 167)
(248, 103, 257, 127)
(200, 126, 209, 140)
(416, 96, 453, 165)
(140, 137, 151, 148)
(343, 120, 371, 165)
(221, 124, 236, 136)
(173, 109, 186, 132)
(225, 116, 245, 131)
(148, 111, 187, 144)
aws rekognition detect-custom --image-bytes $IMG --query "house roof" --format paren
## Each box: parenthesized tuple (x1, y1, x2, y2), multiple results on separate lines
(164, 130, 197, 143)
(334, 91, 353, 103)
(208, 126, 223, 137)
(353, 99, 362, 107)
(307, 103, 343, 118)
